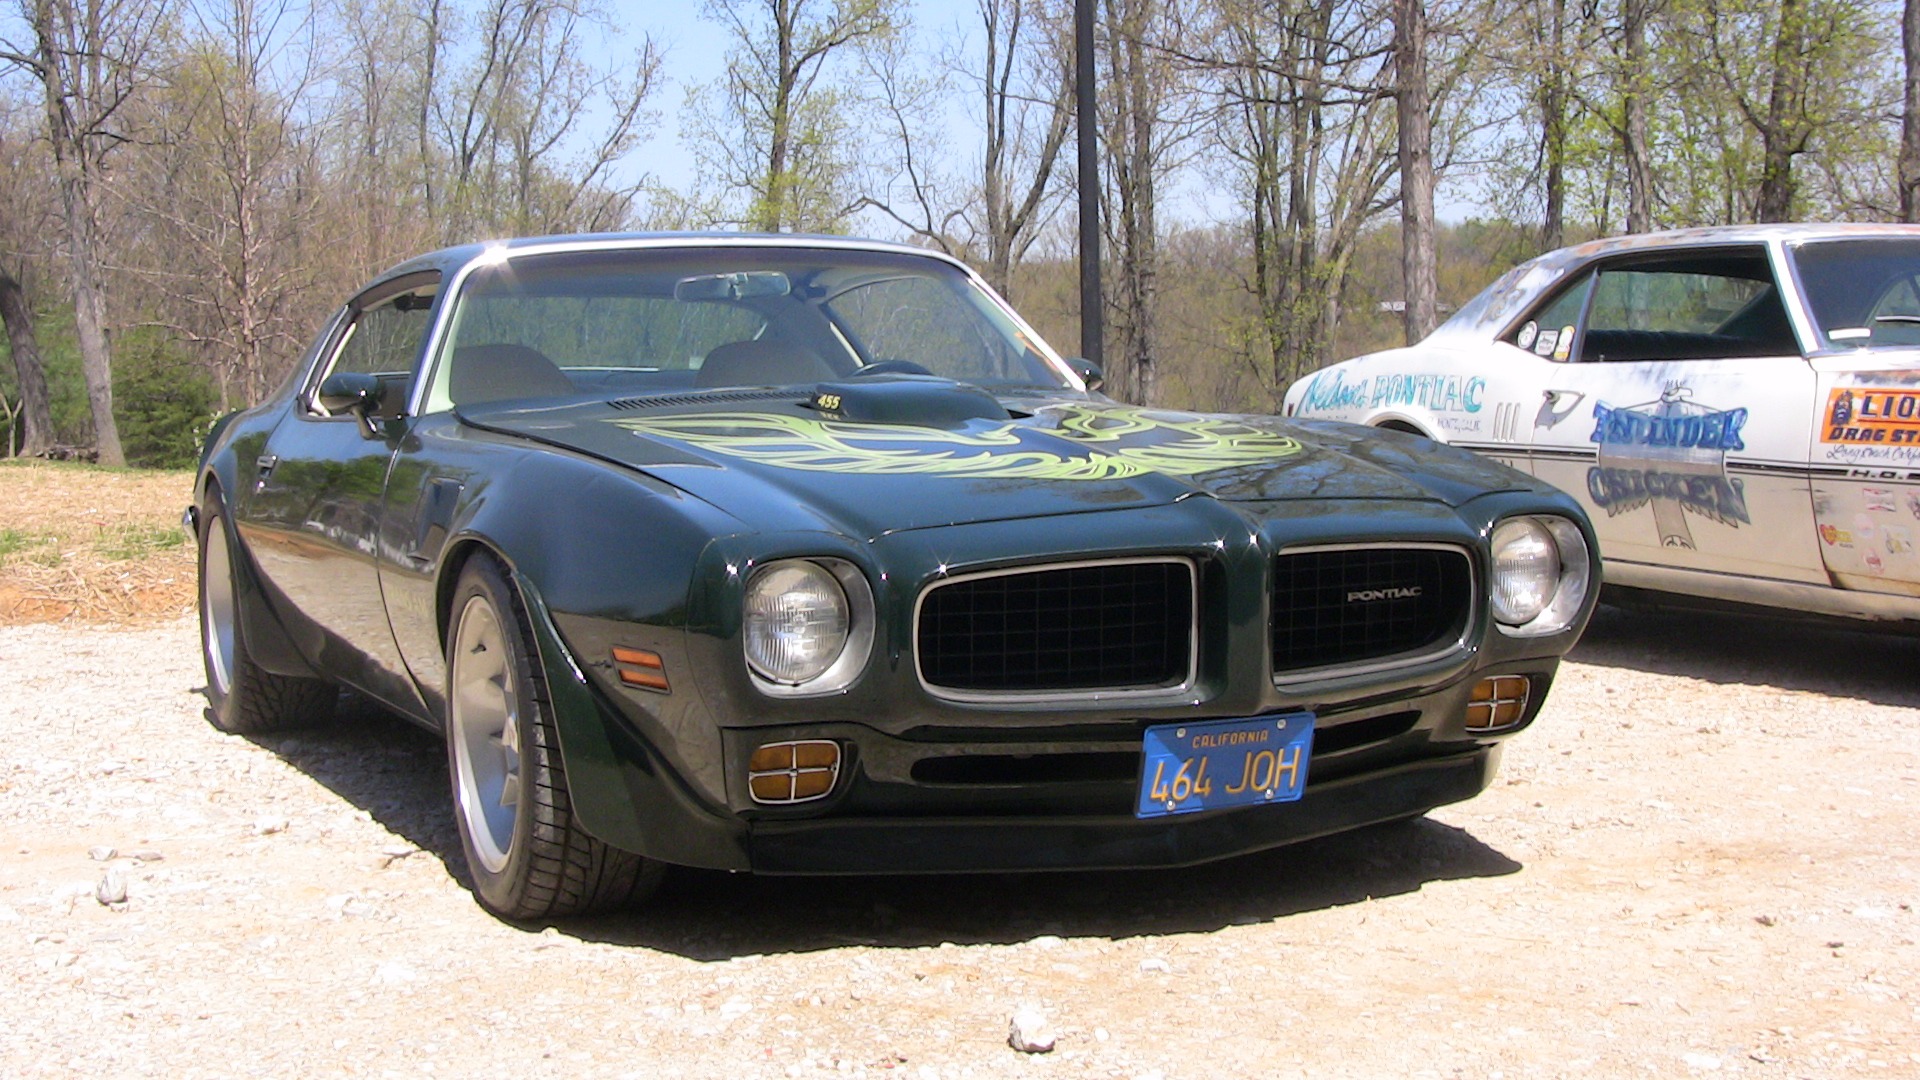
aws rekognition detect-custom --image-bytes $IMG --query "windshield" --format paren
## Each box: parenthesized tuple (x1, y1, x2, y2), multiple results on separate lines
(428, 246, 1071, 409)
(1789, 238, 1920, 350)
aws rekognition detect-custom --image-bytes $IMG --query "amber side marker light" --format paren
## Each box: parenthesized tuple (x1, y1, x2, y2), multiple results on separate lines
(1466, 675, 1531, 732)
(611, 647, 670, 692)
(748, 740, 841, 804)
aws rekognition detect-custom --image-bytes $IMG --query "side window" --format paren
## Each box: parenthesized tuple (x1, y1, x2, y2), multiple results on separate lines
(1507, 271, 1592, 361)
(311, 287, 437, 417)
(1577, 253, 1795, 362)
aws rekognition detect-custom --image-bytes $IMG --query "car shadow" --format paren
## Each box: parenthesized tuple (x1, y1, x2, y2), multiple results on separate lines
(1571, 598, 1920, 706)
(234, 691, 1521, 959)
(238, 691, 469, 889)
(567, 816, 1519, 960)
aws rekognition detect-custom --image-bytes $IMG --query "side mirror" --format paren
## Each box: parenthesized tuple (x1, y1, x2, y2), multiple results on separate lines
(1065, 357, 1105, 394)
(317, 372, 384, 436)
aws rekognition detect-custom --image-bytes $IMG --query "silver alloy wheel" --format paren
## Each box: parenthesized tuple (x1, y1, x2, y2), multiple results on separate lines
(201, 518, 237, 698)
(449, 593, 523, 875)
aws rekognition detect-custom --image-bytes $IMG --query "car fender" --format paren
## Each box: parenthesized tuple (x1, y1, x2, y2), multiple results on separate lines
(392, 446, 756, 866)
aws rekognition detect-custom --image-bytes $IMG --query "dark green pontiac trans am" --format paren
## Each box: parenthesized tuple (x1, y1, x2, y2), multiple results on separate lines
(190, 235, 1598, 920)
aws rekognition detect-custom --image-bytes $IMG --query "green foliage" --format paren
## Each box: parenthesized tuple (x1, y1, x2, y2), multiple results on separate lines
(0, 301, 92, 450)
(111, 327, 217, 469)
(0, 527, 38, 558)
(93, 521, 186, 561)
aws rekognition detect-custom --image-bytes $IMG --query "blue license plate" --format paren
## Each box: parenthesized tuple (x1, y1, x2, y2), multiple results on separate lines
(1135, 713, 1313, 819)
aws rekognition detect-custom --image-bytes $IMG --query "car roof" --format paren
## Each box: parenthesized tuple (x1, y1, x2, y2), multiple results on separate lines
(366, 232, 968, 291)
(1553, 222, 1920, 262)
(1427, 223, 1920, 343)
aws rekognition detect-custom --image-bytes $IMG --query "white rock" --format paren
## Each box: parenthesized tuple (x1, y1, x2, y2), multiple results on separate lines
(371, 962, 418, 985)
(1030, 935, 1065, 950)
(254, 816, 290, 836)
(95, 867, 128, 905)
(1139, 958, 1172, 974)
(87, 846, 117, 861)
(1008, 1005, 1056, 1053)
(1683, 1052, 1723, 1071)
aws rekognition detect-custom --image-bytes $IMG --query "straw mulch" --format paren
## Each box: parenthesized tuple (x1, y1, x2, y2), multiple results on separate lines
(0, 459, 198, 624)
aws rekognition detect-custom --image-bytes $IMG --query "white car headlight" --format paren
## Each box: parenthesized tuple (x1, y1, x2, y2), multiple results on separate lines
(743, 559, 873, 693)
(1490, 516, 1591, 637)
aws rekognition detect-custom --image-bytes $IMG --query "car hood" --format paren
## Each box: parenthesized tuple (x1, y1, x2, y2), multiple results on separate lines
(460, 381, 1531, 539)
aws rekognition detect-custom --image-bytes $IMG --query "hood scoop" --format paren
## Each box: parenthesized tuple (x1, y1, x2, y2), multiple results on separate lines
(807, 375, 1011, 427)
(607, 388, 801, 411)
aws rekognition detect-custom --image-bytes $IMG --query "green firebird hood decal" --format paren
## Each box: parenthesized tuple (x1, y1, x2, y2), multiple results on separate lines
(606, 405, 1303, 480)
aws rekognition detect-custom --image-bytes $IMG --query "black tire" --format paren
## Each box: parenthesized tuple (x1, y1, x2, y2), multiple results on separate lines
(443, 553, 661, 919)
(197, 488, 336, 734)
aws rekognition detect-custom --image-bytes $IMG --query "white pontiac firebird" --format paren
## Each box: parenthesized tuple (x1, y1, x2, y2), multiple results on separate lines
(1283, 223, 1920, 626)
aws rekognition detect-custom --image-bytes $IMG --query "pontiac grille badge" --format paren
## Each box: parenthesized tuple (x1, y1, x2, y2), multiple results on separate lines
(1346, 586, 1422, 603)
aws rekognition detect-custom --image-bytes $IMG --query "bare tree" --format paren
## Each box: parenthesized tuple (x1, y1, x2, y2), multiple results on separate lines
(690, 0, 897, 231)
(0, 107, 54, 455)
(1619, 0, 1655, 230)
(1198, 0, 1398, 406)
(1100, 0, 1200, 405)
(123, 0, 328, 407)
(1903, 0, 1920, 220)
(1394, 0, 1437, 342)
(0, 260, 51, 455)
(861, 0, 1073, 299)
(2, 0, 169, 465)
(424, 0, 662, 239)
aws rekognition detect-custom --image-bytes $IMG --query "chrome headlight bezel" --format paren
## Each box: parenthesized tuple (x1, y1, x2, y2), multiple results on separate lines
(1491, 515, 1591, 637)
(743, 558, 874, 696)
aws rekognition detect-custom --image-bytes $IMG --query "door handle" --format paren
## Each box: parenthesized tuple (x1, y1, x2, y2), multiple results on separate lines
(256, 454, 279, 478)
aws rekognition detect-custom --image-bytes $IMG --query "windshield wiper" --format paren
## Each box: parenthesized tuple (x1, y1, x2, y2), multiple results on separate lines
(1875, 314, 1920, 324)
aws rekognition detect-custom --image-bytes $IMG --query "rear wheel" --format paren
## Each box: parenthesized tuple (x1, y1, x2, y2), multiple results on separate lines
(198, 489, 335, 733)
(444, 553, 660, 919)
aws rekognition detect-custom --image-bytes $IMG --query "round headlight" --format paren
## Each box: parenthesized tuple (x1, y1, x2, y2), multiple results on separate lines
(744, 561, 851, 685)
(1490, 518, 1561, 625)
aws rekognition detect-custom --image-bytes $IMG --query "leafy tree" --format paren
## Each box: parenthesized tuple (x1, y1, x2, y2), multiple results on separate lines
(111, 325, 217, 468)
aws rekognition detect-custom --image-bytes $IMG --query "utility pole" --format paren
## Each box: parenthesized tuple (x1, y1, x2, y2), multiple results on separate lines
(1075, 0, 1103, 370)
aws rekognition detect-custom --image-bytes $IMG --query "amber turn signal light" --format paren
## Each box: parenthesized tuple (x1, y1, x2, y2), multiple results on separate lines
(747, 740, 841, 804)
(611, 646, 670, 692)
(1465, 675, 1530, 732)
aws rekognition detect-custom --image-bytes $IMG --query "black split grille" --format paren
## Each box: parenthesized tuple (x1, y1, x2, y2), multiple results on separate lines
(917, 561, 1193, 694)
(1271, 547, 1471, 675)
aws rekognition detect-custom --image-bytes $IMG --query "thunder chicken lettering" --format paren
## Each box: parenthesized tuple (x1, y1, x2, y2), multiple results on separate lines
(1589, 402, 1747, 451)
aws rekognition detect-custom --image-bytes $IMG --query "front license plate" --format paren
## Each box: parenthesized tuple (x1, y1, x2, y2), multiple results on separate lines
(1135, 713, 1313, 819)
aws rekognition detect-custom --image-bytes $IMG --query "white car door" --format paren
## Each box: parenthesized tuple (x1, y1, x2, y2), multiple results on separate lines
(1521, 245, 1825, 586)
(1793, 235, 1920, 596)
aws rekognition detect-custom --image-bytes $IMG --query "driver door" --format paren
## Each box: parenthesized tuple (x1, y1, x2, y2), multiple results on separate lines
(1522, 247, 1825, 586)
(239, 273, 441, 713)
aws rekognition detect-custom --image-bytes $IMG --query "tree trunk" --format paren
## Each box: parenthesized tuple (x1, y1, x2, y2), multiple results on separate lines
(1622, 0, 1654, 232)
(1755, 0, 1804, 222)
(1394, 0, 1437, 344)
(1540, 0, 1568, 249)
(1902, 0, 1920, 221)
(0, 263, 54, 457)
(30, 0, 124, 465)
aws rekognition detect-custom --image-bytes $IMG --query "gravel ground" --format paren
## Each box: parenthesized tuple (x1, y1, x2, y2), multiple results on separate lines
(2, 605, 1916, 1079)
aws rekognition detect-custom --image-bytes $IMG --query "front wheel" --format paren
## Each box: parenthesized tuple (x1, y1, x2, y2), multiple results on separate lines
(198, 489, 335, 734)
(444, 553, 661, 919)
